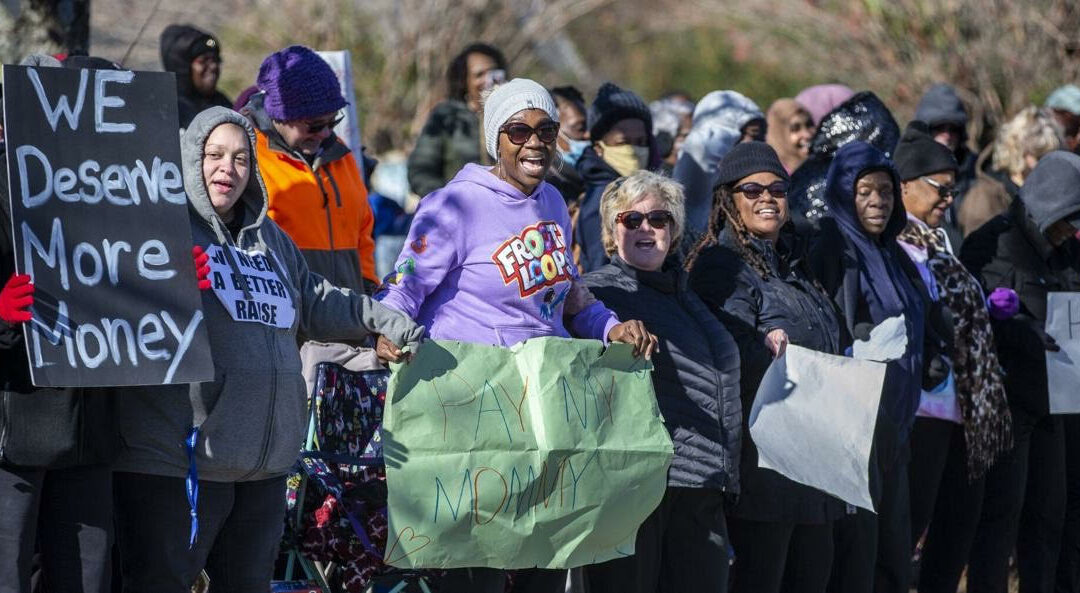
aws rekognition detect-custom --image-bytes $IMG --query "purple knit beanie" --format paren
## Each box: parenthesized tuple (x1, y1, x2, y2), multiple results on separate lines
(257, 45, 348, 121)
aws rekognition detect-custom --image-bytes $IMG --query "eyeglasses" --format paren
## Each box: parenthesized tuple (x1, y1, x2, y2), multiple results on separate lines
(734, 181, 789, 199)
(304, 114, 345, 134)
(500, 122, 560, 145)
(615, 210, 675, 230)
(920, 176, 958, 199)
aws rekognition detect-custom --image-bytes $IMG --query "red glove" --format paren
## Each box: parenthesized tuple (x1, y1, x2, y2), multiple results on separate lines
(192, 246, 211, 291)
(0, 274, 34, 324)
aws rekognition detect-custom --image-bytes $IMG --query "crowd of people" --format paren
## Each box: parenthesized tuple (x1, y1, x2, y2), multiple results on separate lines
(1, 25, 1080, 593)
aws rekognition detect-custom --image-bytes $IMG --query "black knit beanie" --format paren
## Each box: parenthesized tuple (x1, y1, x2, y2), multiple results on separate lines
(893, 120, 958, 181)
(588, 82, 652, 140)
(715, 141, 790, 187)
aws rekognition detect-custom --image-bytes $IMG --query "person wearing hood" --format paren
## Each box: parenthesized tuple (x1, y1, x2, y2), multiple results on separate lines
(787, 92, 901, 226)
(575, 82, 657, 273)
(245, 45, 379, 295)
(545, 85, 589, 205)
(1045, 84, 1080, 153)
(687, 142, 844, 593)
(111, 107, 422, 593)
(673, 90, 763, 240)
(766, 98, 815, 174)
(960, 151, 1080, 593)
(159, 24, 233, 130)
(809, 142, 930, 593)
(377, 78, 658, 593)
(582, 170, 741, 593)
(958, 106, 1063, 237)
(914, 83, 979, 212)
(650, 94, 694, 175)
(0, 54, 116, 593)
(794, 84, 855, 128)
(892, 122, 1013, 593)
(407, 42, 507, 197)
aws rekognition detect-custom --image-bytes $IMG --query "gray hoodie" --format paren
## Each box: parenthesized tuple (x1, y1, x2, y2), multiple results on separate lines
(114, 107, 423, 482)
(1020, 150, 1080, 234)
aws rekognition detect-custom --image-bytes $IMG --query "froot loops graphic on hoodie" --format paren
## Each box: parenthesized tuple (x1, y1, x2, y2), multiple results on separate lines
(491, 220, 574, 298)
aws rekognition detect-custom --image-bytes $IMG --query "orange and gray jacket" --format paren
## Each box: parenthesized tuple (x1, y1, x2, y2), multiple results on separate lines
(247, 93, 378, 293)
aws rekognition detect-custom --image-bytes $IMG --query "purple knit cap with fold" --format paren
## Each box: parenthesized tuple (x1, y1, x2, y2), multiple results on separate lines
(257, 45, 348, 121)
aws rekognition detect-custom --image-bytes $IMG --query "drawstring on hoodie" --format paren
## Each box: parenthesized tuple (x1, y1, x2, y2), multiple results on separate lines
(184, 426, 200, 549)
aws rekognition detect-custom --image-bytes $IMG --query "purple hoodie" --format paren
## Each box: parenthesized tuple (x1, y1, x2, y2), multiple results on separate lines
(379, 164, 620, 346)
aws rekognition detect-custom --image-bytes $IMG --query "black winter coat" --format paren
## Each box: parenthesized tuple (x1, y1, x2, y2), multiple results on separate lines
(0, 149, 116, 468)
(574, 147, 619, 273)
(583, 256, 742, 492)
(960, 199, 1080, 419)
(691, 226, 846, 523)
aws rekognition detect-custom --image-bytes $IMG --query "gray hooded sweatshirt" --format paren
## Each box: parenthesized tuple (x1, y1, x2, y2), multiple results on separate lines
(114, 107, 423, 482)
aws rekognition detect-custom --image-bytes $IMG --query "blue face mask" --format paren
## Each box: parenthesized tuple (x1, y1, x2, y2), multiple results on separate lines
(559, 139, 590, 166)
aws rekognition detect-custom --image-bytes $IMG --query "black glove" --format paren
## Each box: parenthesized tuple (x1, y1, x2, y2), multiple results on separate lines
(1017, 314, 1061, 353)
(922, 353, 950, 391)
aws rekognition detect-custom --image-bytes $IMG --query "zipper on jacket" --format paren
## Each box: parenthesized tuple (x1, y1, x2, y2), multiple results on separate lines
(0, 393, 9, 461)
(310, 166, 338, 283)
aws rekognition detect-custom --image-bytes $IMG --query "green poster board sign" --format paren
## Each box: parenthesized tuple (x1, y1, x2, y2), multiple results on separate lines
(383, 337, 673, 569)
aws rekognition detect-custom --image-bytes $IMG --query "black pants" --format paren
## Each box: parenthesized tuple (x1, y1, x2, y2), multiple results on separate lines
(584, 487, 729, 593)
(908, 417, 985, 593)
(828, 453, 911, 593)
(728, 518, 833, 593)
(113, 472, 286, 593)
(438, 568, 566, 593)
(968, 411, 1066, 593)
(0, 463, 112, 593)
(1057, 414, 1080, 593)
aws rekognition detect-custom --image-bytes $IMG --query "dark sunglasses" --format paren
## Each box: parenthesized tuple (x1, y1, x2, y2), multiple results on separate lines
(920, 176, 959, 199)
(615, 210, 675, 230)
(500, 122, 560, 145)
(304, 114, 345, 134)
(734, 181, 789, 199)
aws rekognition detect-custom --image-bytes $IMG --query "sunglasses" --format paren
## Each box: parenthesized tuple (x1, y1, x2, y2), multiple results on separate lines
(615, 210, 675, 230)
(304, 114, 345, 134)
(500, 122, 560, 145)
(734, 181, 789, 199)
(920, 176, 959, 199)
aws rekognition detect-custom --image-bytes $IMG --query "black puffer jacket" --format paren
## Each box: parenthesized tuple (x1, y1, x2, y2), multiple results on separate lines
(960, 198, 1080, 419)
(584, 256, 742, 492)
(1, 148, 115, 468)
(691, 226, 846, 523)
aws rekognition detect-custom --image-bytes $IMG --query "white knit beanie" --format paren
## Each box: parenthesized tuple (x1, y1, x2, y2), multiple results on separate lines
(483, 78, 559, 159)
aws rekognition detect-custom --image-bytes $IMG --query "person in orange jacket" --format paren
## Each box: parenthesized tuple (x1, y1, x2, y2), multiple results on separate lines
(245, 45, 378, 295)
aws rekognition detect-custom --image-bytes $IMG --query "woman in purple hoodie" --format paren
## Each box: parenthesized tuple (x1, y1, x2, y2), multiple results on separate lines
(377, 78, 657, 593)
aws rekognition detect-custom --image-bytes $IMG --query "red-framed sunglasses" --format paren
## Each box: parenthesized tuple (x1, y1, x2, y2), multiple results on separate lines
(615, 210, 675, 230)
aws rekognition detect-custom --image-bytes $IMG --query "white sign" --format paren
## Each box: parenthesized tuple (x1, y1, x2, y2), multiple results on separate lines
(316, 50, 363, 163)
(205, 245, 295, 329)
(1046, 292, 1080, 414)
(851, 314, 908, 362)
(749, 344, 886, 512)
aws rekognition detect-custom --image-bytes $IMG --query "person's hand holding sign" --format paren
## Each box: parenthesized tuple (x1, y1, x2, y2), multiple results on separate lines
(765, 328, 789, 358)
(0, 274, 34, 325)
(192, 246, 211, 291)
(608, 320, 659, 359)
(376, 334, 413, 365)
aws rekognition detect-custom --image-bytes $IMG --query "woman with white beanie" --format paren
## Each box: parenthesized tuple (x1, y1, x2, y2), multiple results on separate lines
(378, 78, 658, 593)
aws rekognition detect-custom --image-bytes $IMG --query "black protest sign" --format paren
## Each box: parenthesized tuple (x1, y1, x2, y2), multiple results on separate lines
(2, 64, 213, 387)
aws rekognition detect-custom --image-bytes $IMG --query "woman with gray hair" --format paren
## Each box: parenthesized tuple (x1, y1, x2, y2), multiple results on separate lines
(957, 106, 1063, 236)
(581, 170, 742, 593)
(687, 142, 845, 593)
